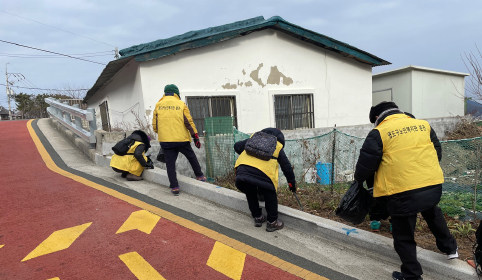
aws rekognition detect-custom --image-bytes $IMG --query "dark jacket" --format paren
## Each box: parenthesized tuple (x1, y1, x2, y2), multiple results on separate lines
(234, 128, 296, 191)
(127, 130, 151, 167)
(354, 111, 443, 216)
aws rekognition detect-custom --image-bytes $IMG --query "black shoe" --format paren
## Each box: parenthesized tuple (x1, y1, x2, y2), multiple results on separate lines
(254, 215, 266, 227)
(266, 219, 284, 232)
(392, 271, 423, 280)
(121, 171, 128, 178)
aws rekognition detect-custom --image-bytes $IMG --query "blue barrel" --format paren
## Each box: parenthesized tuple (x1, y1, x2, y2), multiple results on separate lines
(316, 162, 332, 185)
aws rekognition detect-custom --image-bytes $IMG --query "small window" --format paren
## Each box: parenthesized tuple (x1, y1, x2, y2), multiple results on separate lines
(99, 101, 111, 132)
(274, 94, 314, 130)
(186, 96, 237, 136)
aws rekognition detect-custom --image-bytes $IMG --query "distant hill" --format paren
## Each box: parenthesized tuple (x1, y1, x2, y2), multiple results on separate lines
(467, 99, 482, 117)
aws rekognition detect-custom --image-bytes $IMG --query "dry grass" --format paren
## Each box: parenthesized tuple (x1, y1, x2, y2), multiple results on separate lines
(110, 110, 156, 140)
(444, 117, 482, 140)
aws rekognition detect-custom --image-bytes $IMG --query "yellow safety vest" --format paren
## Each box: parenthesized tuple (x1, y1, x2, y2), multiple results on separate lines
(235, 141, 284, 191)
(373, 114, 444, 197)
(110, 141, 147, 177)
(152, 95, 197, 142)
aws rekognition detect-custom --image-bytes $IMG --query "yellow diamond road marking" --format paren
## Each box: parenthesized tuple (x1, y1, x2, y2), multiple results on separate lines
(119, 251, 166, 280)
(47, 278, 60, 280)
(207, 241, 246, 280)
(21, 222, 92, 262)
(0, 245, 4, 249)
(116, 210, 160, 234)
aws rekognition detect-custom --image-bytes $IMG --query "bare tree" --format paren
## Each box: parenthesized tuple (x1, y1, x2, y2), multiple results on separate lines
(47, 83, 88, 100)
(462, 44, 482, 102)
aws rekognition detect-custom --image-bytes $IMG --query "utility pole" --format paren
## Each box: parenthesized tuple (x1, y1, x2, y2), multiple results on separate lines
(4, 63, 24, 120)
(5, 63, 11, 120)
(114, 47, 119, 59)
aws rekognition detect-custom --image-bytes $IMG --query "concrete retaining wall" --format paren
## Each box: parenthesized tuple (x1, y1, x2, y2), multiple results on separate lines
(282, 116, 461, 139)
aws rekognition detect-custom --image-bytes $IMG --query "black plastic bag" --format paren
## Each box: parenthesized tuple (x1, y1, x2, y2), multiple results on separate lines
(156, 146, 165, 163)
(335, 181, 375, 225)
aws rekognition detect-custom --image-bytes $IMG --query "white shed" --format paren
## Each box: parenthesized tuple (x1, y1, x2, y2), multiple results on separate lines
(372, 65, 469, 119)
(84, 16, 390, 134)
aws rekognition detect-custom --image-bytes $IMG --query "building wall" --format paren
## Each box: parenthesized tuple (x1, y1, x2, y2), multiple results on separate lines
(372, 71, 412, 113)
(411, 70, 465, 119)
(139, 29, 373, 134)
(87, 60, 145, 131)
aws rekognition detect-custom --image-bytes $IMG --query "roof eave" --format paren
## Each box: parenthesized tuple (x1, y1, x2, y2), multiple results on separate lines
(373, 65, 469, 78)
(123, 17, 390, 67)
(83, 57, 134, 103)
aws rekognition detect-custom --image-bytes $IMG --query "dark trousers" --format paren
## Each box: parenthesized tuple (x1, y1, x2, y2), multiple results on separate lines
(236, 180, 278, 223)
(391, 206, 457, 279)
(112, 167, 129, 177)
(164, 143, 203, 188)
(369, 196, 390, 221)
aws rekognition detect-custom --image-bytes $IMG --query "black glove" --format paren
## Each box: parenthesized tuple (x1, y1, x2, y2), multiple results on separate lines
(145, 156, 154, 169)
(193, 133, 201, 149)
(289, 182, 297, 193)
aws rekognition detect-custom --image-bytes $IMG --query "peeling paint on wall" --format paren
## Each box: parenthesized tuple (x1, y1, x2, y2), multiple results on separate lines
(145, 109, 152, 116)
(237, 80, 244, 87)
(222, 83, 238, 89)
(250, 63, 266, 87)
(267, 66, 294, 86)
(245, 81, 253, 87)
(242, 69, 246, 75)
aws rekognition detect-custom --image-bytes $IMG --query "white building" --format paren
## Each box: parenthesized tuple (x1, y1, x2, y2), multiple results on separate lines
(372, 65, 468, 119)
(84, 16, 389, 135)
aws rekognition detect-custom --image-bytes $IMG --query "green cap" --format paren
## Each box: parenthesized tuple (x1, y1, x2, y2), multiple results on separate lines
(164, 84, 180, 97)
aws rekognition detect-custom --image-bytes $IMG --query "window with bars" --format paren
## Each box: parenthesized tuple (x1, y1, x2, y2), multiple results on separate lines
(186, 96, 237, 136)
(274, 94, 314, 130)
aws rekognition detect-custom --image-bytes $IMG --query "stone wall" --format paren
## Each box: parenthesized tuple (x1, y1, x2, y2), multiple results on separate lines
(281, 116, 461, 139)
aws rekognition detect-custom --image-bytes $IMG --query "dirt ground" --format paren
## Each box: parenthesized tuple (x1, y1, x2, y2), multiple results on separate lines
(276, 186, 477, 261)
(214, 178, 477, 261)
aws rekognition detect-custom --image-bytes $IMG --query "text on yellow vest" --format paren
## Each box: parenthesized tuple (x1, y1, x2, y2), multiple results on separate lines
(110, 141, 147, 177)
(154, 95, 194, 142)
(373, 114, 444, 197)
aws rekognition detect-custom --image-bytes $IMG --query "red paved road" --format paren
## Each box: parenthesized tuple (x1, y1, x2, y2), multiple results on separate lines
(0, 121, 301, 280)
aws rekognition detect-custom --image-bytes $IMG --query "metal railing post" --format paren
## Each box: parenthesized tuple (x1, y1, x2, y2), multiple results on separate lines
(72, 104, 83, 130)
(63, 102, 71, 124)
(87, 108, 97, 148)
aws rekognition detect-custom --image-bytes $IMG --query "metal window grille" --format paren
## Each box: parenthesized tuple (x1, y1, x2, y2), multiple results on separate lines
(186, 96, 237, 136)
(99, 101, 111, 132)
(274, 94, 314, 130)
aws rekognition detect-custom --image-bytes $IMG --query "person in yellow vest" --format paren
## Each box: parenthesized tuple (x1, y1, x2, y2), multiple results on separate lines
(152, 84, 206, 196)
(234, 128, 296, 232)
(110, 130, 153, 181)
(354, 101, 457, 280)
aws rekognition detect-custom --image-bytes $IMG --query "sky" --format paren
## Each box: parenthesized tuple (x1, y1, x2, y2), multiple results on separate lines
(1, 0, 482, 108)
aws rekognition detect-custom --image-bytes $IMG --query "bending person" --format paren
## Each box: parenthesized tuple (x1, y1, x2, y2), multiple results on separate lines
(234, 128, 296, 232)
(110, 130, 153, 181)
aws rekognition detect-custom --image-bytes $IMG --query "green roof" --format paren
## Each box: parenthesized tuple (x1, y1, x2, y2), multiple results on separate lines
(119, 16, 390, 66)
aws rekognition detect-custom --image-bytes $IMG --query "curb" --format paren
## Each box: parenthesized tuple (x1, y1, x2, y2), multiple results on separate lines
(94, 154, 475, 280)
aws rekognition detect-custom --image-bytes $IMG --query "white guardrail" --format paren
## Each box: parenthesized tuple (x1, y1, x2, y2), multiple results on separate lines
(46, 97, 97, 146)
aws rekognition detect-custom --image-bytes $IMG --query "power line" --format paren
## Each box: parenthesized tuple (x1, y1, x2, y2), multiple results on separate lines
(0, 83, 89, 91)
(0, 51, 112, 55)
(0, 10, 116, 47)
(0, 54, 113, 59)
(0, 52, 113, 58)
(0, 40, 107, 65)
